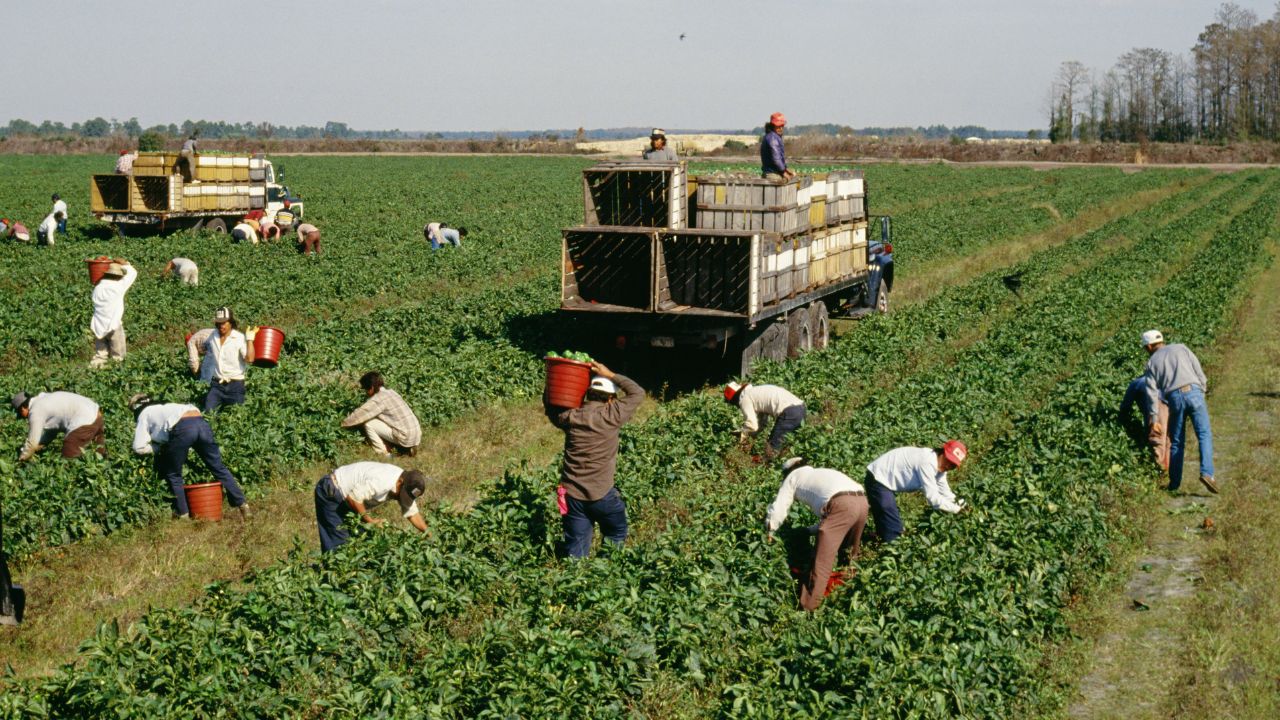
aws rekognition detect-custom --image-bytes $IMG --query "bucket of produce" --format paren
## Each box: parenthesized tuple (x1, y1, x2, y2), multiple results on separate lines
(85, 256, 112, 285)
(544, 350, 593, 409)
(252, 326, 285, 367)
(184, 482, 224, 521)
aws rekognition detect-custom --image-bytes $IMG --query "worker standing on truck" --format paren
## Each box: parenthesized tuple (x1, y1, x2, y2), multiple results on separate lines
(89, 259, 137, 368)
(863, 441, 969, 543)
(129, 393, 249, 520)
(163, 257, 200, 286)
(761, 113, 794, 180)
(178, 134, 197, 182)
(202, 307, 256, 413)
(765, 457, 869, 611)
(36, 211, 62, 246)
(314, 462, 428, 552)
(296, 222, 322, 255)
(12, 390, 107, 461)
(424, 222, 467, 250)
(1119, 373, 1170, 472)
(1140, 329, 1218, 494)
(724, 382, 806, 459)
(115, 149, 137, 175)
(51, 193, 68, 235)
(341, 372, 422, 457)
(642, 128, 678, 161)
(544, 362, 644, 558)
(273, 200, 297, 232)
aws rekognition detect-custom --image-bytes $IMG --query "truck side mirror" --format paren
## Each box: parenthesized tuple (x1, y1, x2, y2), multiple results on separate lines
(880, 216, 892, 243)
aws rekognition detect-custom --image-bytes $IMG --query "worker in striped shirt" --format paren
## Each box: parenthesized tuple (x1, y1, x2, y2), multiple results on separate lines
(724, 382, 806, 458)
(341, 372, 422, 457)
(766, 457, 869, 611)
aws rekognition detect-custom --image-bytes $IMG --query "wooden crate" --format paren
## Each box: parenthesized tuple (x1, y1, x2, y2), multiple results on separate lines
(694, 174, 812, 233)
(792, 233, 812, 294)
(561, 227, 658, 311)
(654, 230, 756, 314)
(90, 175, 130, 213)
(582, 161, 688, 229)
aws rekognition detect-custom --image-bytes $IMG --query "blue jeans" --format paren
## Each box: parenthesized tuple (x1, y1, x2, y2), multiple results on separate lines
(563, 486, 628, 558)
(57, 217, 67, 234)
(864, 472, 903, 543)
(204, 379, 246, 413)
(1165, 385, 1214, 490)
(767, 404, 806, 451)
(430, 228, 461, 250)
(158, 416, 246, 515)
(314, 475, 353, 552)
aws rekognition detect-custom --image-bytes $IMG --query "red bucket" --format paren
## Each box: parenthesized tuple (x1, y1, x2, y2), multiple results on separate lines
(544, 357, 592, 409)
(184, 482, 224, 521)
(86, 257, 112, 285)
(252, 326, 285, 367)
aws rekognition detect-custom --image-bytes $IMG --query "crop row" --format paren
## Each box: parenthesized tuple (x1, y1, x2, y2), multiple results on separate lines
(5, 172, 1271, 716)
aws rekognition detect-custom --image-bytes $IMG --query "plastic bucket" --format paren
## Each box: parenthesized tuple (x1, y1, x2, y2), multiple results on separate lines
(86, 257, 112, 285)
(252, 326, 285, 367)
(544, 357, 592, 409)
(184, 482, 224, 521)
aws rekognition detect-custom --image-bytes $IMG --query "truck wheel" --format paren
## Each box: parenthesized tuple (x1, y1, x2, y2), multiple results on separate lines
(809, 301, 830, 350)
(739, 334, 765, 377)
(763, 320, 788, 363)
(875, 282, 889, 314)
(787, 309, 812, 359)
(204, 218, 228, 234)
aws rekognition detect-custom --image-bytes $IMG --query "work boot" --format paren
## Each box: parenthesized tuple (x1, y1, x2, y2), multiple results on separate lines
(172, 512, 189, 520)
(237, 504, 251, 520)
(1199, 475, 1219, 494)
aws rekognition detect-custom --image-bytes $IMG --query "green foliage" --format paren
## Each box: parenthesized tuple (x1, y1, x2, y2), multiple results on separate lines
(136, 131, 163, 152)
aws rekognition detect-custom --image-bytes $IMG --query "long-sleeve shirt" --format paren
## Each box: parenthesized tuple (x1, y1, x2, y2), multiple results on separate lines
(737, 384, 804, 434)
(52, 199, 68, 218)
(133, 403, 200, 454)
(205, 329, 248, 382)
(38, 213, 58, 243)
(341, 387, 422, 448)
(545, 374, 644, 501)
(21, 391, 99, 458)
(642, 145, 678, 161)
(9, 222, 29, 240)
(1119, 375, 1158, 419)
(760, 130, 787, 176)
(866, 446, 962, 513)
(765, 466, 864, 533)
(1143, 343, 1208, 421)
(90, 264, 138, 338)
(332, 461, 420, 518)
(187, 327, 216, 379)
(115, 153, 136, 174)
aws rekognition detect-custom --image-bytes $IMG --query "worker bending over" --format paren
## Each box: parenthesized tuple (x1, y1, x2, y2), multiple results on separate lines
(1140, 329, 1217, 493)
(314, 462, 428, 552)
(724, 382, 805, 459)
(164, 257, 200, 286)
(130, 394, 249, 520)
(864, 441, 969, 543)
(12, 390, 106, 461)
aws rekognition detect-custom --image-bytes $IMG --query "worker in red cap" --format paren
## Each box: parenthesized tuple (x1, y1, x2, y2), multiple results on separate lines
(115, 149, 137, 175)
(863, 441, 969, 543)
(724, 381, 805, 459)
(760, 112, 795, 181)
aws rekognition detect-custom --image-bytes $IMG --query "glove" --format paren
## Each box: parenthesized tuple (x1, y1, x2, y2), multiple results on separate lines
(956, 498, 968, 512)
(245, 325, 259, 342)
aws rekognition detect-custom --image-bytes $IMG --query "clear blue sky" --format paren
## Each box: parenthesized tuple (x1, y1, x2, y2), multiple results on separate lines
(4, 0, 1272, 132)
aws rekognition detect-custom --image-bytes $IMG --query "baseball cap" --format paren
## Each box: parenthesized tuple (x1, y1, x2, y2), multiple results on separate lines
(723, 382, 742, 402)
(769, 112, 787, 128)
(781, 457, 807, 475)
(650, 128, 666, 138)
(589, 377, 618, 395)
(942, 440, 968, 466)
(1140, 329, 1164, 346)
(11, 391, 30, 412)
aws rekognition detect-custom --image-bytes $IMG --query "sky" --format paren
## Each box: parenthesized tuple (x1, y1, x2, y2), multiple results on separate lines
(4, 0, 1276, 132)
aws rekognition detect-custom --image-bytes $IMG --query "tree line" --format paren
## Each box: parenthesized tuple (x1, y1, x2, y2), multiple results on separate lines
(1049, 2, 1280, 143)
(0, 117, 429, 141)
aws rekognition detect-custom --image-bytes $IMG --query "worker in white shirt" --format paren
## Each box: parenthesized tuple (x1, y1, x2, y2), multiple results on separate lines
(202, 307, 257, 413)
(89, 259, 138, 368)
(130, 394, 249, 519)
(37, 211, 62, 246)
(186, 327, 216, 381)
(51, 193, 68, 234)
(314, 461, 429, 552)
(12, 390, 106, 461)
(724, 382, 806, 458)
(765, 457, 869, 611)
(864, 441, 969, 543)
(230, 221, 259, 245)
(163, 257, 199, 286)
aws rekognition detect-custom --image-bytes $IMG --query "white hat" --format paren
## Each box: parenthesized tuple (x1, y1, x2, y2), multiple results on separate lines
(1140, 329, 1164, 347)
(589, 376, 617, 395)
(781, 457, 807, 475)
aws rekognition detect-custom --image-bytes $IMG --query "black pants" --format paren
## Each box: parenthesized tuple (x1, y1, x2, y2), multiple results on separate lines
(767, 404, 806, 451)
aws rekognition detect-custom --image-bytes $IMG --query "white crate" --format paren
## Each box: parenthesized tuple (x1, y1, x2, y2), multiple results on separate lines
(809, 179, 827, 198)
(232, 157, 249, 167)
(215, 156, 232, 167)
(200, 185, 218, 195)
(248, 186, 265, 197)
(197, 155, 217, 167)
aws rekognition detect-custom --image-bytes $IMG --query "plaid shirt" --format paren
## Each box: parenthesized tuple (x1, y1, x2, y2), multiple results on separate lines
(341, 387, 421, 448)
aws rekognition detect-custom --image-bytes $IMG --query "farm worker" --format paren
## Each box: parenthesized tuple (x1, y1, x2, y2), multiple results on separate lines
(258, 219, 280, 242)
(51, 193, 68, 234)
(765, 457, 869, 611)
(202, 306, 256, 413)
(163, 257, 200, 286)
(178, 134, 197, 182)
(1119, 374, 1170, 471)
(341, 372, 422, 457)
(314, 462, 428, 552)
(231, 221, 259, 245)
(724, 382, 805, 458)
(1140, 330, 1217, 493)
(37, 211, 63, 246)
(12, 391, 106, 461)
(424, 222, 467, 250)
(297, 222, 322, 255)
(115, 149, 137, 175)
(273, 200, 297, 231)
(642, 128, 678, 161)
(760, 112, 795, 181)
(5, 220, 30, 242)
(129, 393, 249, 520)
(186, 326, 216, 380)
(543, 362, 644, 558)
(89, 259, 137, 368)
(863, 441, 969, 543)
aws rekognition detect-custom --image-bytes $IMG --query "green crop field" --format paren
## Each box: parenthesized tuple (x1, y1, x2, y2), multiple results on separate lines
(0, 155, 1271, 718)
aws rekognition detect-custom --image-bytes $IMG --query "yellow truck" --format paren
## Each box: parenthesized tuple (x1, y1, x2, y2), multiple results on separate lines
(90, 151, 302, 236)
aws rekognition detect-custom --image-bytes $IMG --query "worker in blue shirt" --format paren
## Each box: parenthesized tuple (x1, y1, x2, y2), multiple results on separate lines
(760, 112, 795, 181)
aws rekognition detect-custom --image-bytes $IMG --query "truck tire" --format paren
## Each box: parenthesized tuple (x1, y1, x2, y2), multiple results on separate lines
(809, 301, 830, 350)
(875, 282, 889, 314)
(204, 218, 228, 234)
(787, 309, 812, 358)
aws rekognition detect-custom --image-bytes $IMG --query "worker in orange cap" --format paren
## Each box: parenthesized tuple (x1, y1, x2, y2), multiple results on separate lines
(760, 112, 795, 180)
(863, 441, 969, 542)
(724, 381, 805, 458)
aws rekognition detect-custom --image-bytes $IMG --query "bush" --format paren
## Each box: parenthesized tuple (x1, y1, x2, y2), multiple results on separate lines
(137, 131, 164, 152)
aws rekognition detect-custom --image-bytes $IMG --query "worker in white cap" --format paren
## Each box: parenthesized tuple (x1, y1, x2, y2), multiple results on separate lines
(723, 381, 806, 459)
(864, 441, 969, 543)
(765, 457, 869, 611)
(89, 258, 138, 368)
(642, 128, 678, 161)
(1140, 329, 1216, 493)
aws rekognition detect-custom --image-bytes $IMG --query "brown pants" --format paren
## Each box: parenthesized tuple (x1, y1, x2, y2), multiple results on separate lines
(1149, 400, 1171, 471)
(300, 230, 321, 254)
(800, 493, 869, 611)
(63, 412, 107, 458)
